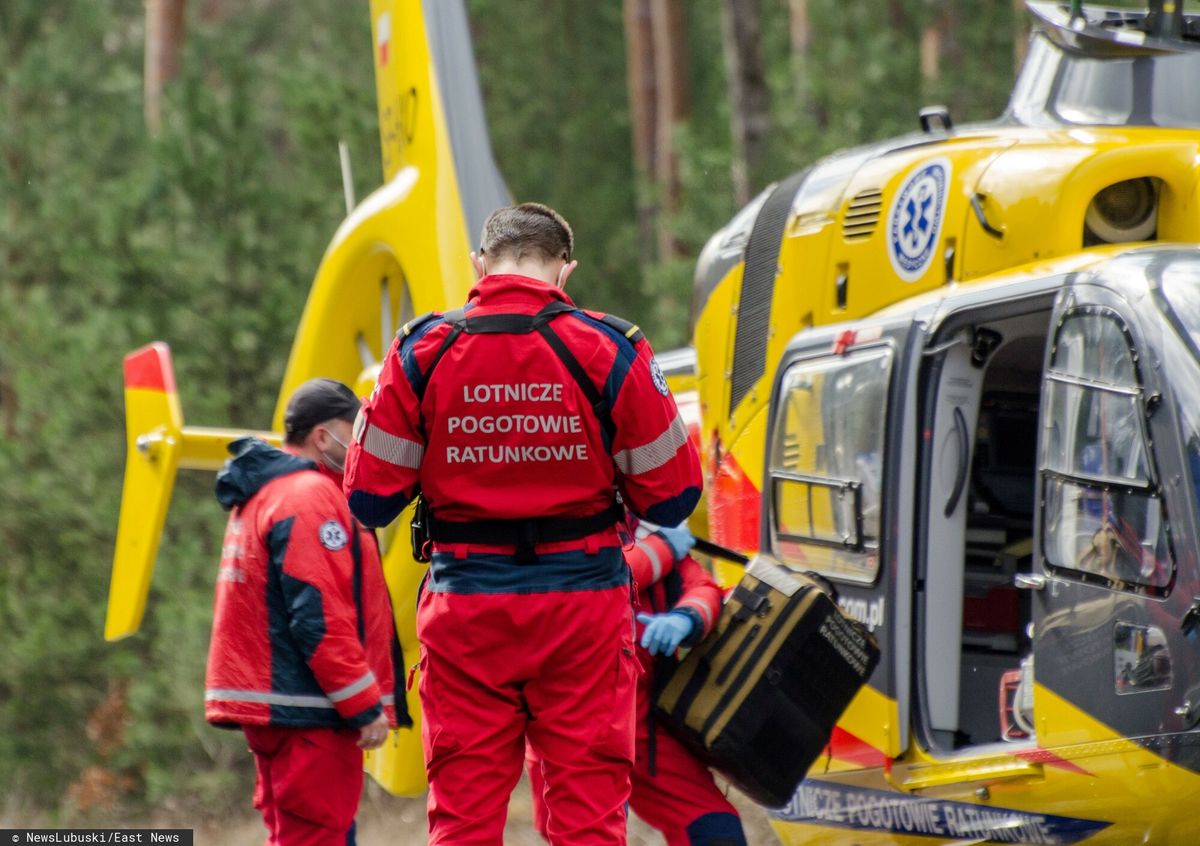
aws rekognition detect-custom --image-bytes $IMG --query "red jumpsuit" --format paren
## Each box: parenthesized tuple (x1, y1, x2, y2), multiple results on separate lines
(207, 437, 408, 846)
(344, 274, 702, 845)
(529, 529, 745, 846)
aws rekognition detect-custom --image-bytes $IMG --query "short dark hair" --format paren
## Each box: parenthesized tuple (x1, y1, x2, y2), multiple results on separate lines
(283, 378, 360, 445)
(479, 202, 574, 264)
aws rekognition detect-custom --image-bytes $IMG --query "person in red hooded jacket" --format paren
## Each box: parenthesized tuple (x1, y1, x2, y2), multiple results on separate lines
(206, 379, 410, 846)
(527, 520, 747, 846)
(343, 203, 702, 845)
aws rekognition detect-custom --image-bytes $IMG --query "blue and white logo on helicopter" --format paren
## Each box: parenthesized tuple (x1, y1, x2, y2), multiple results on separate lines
(887, 158, 950, 283)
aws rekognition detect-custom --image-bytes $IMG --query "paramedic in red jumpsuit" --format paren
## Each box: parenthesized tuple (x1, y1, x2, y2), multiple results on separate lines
(206, 379, 409, 846)
(343, 203, 702, 845)
(528, 521, 747, 845)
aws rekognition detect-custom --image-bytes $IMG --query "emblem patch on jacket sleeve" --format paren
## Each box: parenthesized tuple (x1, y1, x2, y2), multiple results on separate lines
(650, 359, 670, 396)
(319, 520, 349, 551)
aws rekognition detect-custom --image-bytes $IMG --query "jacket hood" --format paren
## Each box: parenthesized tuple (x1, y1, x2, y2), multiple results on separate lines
(215, 437, 316, 510)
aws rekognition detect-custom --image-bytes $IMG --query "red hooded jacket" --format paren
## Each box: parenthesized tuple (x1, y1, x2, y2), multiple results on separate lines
(205, 437, 408, 730)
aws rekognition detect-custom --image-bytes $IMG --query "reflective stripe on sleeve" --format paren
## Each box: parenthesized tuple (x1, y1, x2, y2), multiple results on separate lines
(206, 674, 379, 710)
(635, 540, 665, 582)
(328, 671, 377, 703)
(677, 597, 714, 630)
(614, 413, 689, 476)
(205, 689, 337, 709)
(362, 423, 424, 469)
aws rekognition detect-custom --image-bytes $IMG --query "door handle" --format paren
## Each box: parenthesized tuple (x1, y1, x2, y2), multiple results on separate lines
(944, 406, 969, 517)
(1014, 573, 1046, 591)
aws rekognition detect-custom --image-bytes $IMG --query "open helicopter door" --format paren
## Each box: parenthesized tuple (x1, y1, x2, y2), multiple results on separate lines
(763, 313, 920, 774)
(1029, 258, 1200, 816)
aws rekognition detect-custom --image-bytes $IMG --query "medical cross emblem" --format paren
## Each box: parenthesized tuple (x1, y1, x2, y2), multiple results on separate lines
(319, 520, 349, 552)
(888, 160, 949, 282)
(900, 189, 935, 254)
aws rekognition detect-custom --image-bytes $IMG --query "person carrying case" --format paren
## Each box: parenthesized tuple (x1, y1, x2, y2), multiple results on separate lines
(654, 554, 880, 808)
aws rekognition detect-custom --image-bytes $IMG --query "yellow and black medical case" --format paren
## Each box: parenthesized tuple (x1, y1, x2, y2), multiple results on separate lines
(654, 556, 880, 808)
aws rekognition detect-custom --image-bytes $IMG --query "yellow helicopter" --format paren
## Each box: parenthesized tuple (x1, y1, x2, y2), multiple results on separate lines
(691, 1, 1200, 842)
(693, 0, 1200, 586)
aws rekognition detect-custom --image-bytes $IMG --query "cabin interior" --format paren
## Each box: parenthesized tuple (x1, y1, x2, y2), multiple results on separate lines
(920, 303, 1052, 752)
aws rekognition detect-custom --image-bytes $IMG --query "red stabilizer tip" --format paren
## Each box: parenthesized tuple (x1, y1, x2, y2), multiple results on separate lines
(124, 342, 176, 393)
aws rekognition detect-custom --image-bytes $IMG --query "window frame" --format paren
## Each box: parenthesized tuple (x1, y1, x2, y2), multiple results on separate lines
(1040, 306, 1174, 595)
(766, 343, 894, 584)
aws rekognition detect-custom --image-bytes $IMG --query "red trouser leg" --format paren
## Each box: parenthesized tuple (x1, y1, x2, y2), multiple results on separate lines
(418, 585, 637, 846)
(629, 676, 743, 846)
(525, 743, 551, 843)
(243, 725, 363, 846)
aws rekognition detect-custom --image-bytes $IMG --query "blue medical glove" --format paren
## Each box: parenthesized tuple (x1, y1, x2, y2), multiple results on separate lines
(636, 611, 695, 656)
(657, 524, 695, 562)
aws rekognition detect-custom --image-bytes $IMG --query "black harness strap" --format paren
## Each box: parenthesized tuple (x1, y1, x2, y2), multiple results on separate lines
(535, 321, 617, 444)
(428, 500, 624, 565)
(412, 307, 467, 399)
(411, 300, 624, 563)
(599, 312, 644, 344)
(350, 521, 365, 643)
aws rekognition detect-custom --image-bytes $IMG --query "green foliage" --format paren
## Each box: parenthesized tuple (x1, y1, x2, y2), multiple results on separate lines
(467, 0, 643, 321)
(0, 0, 376, 819)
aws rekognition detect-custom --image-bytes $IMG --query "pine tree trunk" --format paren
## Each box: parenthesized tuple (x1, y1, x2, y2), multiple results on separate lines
(788, 0, 825, 128)
(623, 0, 658, 265)
(649, 0, 689, 259)
(721, 0, 770, 207)
(144, 0, 188, 134)
(920, 24, 940, 89)
(624, 0, 689, 261)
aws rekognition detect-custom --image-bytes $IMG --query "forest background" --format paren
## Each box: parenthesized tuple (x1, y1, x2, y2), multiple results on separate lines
(0, 0, 1085, 829)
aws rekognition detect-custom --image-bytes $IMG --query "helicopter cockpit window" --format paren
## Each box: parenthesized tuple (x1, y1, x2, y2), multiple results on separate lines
(768, 347, 891, 583)
(1009, 33, 1200, 128)
(1158, 261, 1200, 531)
(1054, 56, 1134, 126)
(1042, 311, 1171, 591)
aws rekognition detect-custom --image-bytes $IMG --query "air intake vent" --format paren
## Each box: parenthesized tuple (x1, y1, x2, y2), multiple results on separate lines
(842, 189, 883, 240)
(781, 432, 801, 469)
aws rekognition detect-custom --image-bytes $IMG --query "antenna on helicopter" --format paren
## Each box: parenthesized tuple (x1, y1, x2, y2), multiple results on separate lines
(1147, 0, 1184, 39)
(338, 140, 356, 217)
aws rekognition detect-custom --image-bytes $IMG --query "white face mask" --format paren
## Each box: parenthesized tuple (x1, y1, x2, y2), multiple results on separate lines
(320, 429, 350, 473)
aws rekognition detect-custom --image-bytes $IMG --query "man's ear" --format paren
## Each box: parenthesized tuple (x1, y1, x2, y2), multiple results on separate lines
(557, 259, 578, 289)
(470, 251, 487, 281)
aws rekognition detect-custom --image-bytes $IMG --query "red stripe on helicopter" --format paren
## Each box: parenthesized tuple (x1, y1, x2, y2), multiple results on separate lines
(1013, 746, 1093, 776)
(826, 725, 888, 769)
(124, 342, 176, 393)
(706, 438, 761, 552)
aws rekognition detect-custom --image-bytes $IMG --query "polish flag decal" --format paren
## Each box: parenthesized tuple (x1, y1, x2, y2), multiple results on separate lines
(377, 12, 391, 66)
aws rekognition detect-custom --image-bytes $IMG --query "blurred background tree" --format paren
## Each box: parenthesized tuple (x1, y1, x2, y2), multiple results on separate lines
(1, 0, 1031, 822)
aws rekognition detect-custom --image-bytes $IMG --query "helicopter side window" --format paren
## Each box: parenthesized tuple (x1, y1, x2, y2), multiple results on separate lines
(1054, 57, 1134, 126)
(1041, 312, 1172, 591)
(767, 347, 891, 583)
(1051, 52, 1200, 128)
